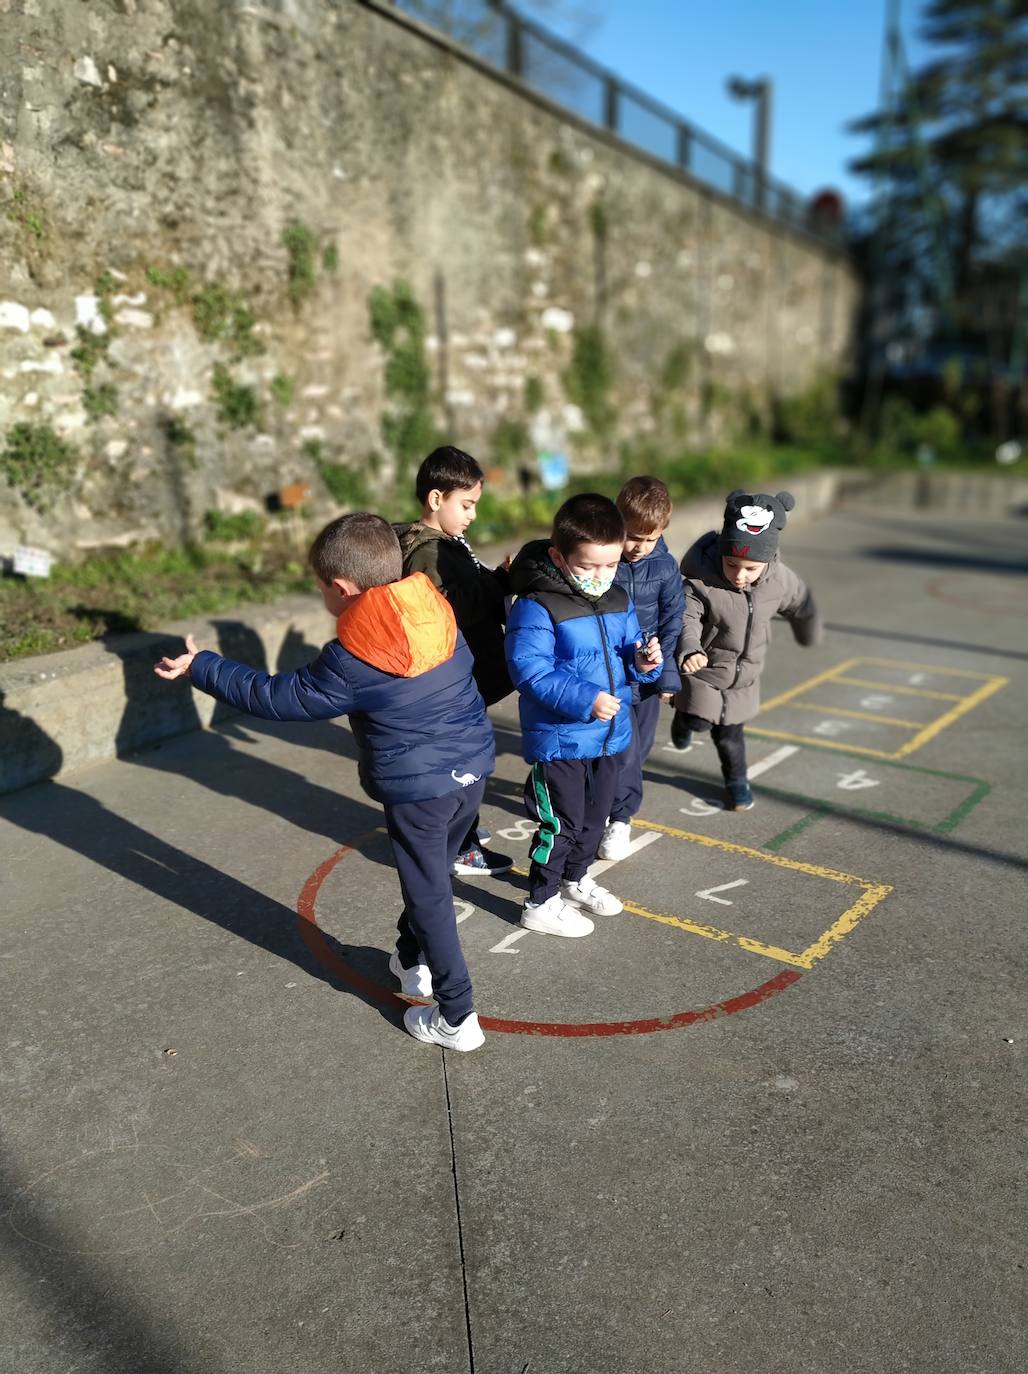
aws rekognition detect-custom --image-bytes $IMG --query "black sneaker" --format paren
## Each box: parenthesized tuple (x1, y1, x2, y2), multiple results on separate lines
(725, 780, 754, 811)
(670, 715, 694, 752)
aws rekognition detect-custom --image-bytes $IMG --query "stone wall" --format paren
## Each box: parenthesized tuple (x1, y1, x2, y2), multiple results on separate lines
(0, 0, 860, 558)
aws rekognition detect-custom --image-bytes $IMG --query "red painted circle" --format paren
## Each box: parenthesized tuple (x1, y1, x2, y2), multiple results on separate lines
(297, 834, 802, 1036)
(926, 573, 1028, 617)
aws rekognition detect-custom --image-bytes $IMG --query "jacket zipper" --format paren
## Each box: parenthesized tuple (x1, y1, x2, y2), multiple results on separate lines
(721, 589, 754, 724)
(591, 599, 618, 755)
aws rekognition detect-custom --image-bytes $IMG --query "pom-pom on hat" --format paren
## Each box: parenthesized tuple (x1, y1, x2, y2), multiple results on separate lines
(718, 490, 795, 562)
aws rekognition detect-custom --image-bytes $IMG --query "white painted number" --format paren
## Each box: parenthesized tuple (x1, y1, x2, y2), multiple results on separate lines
(813, 718, 852, 737)
(859, 694, 894, 710)
(908, 673, 929, 685)
(836, 769, 881, 791)
(489, 930, 527, 955)
(495, 816, 537, 843)
(454, 898, 476, 924)
(695, 879, 749, 906)
(679, 797, 722, 817)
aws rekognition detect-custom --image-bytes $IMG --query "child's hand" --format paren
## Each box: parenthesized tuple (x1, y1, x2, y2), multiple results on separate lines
(660, 691, 675, 703)
(635, 636, 663, 672)
(680, 652, 708, 675)
(501, 553, 512, 570)
(154, 634, 200, 681)
(591, 691, 621, 721)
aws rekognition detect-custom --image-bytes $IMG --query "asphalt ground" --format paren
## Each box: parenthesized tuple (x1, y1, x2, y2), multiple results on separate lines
(1, 504, 1025, 1373)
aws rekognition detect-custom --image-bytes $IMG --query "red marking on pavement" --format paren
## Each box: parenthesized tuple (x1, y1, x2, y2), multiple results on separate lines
(296, 838, 803, 1037)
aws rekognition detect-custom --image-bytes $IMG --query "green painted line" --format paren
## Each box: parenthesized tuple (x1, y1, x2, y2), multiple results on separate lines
(935, 777, 992, 833)
(764, 811, 820, 853)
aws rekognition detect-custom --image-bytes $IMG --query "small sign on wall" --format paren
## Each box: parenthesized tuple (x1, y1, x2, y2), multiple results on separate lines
(13, 545, 53, 578)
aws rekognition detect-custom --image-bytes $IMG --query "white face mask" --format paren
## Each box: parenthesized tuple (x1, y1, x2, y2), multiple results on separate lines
(568, 567, 617, 599)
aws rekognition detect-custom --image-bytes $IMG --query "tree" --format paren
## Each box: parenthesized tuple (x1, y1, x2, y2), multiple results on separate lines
(850, 0, 1028, 345)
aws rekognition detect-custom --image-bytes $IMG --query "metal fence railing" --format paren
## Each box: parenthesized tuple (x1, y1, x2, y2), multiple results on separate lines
(384, 0, 835, 246)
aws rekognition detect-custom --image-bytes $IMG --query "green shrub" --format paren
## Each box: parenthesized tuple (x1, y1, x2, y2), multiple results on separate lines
(564, 324, 614, 440)
(1, 422, 76, 511)
(270, 373, 294, 407)
(211, 363, 261, 429)
(774, 376, 840, 444)
(368, 281, 441, 483)
(319, 462, 369, 508)
(877, 398, 962, 462)
(83, 383, 119, 422)
(203, 509, 265, 542)
(146, 264, 192, 304)
(193, 284, 263, 357)
(283, 221, 317, 306)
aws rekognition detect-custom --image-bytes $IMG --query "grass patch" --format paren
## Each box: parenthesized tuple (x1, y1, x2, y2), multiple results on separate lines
(0, 543, 313, 662)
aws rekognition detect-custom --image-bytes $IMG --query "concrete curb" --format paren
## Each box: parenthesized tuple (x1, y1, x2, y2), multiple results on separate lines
(3, 464, 999, 795)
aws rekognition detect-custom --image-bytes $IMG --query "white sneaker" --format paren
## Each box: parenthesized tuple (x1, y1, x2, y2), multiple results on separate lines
(388, 951, 433, 999)
(597, 819, 632, 861)
(561, 874, 624, 916)
(520, 893, 594, 938)
(403, 1004, 485, 1051)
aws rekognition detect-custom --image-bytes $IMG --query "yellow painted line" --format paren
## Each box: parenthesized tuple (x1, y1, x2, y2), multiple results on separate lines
(831, 675, 964, 702)
(892, 674, 1008, 759)
(855, 656, 1004, 682)
(620, 898, 812, 969)
(746, 725, 901, 758)
(791, 702, 925, 729)
(625, 818, 892, 968)
(514, 818, 892, 967)
(757, 658, 863, 715)
(797, 882, 894, 965)
(632, 817, 879, 883)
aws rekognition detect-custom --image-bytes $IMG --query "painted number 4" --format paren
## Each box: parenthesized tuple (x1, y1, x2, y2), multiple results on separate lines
(836, 768, 880, 791)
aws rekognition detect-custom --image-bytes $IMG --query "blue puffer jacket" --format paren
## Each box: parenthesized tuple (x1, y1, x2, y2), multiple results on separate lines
(190, 573, 495, 805)
(613, 536, 685, 698)
(505, 540, 661, 763)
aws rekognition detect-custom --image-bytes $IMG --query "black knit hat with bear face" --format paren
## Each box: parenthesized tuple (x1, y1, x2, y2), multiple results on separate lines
(718, 490, 796, 562)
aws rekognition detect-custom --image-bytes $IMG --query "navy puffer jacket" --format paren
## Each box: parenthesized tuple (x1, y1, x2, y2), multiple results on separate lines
(505, 539, 661, 763)
(190, 573, 494, 805)
(613, 536, 685, 698)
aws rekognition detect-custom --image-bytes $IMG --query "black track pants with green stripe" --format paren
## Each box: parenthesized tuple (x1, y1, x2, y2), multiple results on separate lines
(523, 754, 622, 904)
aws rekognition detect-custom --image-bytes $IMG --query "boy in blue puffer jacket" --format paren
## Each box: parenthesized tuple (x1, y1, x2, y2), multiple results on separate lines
(154, 513, 495, 1053)
(598, 477, 685, 861)
(505, 494, 663, 938)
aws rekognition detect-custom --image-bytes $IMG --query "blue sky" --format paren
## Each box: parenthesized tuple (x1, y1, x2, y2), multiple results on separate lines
(525, 0, 934, 208)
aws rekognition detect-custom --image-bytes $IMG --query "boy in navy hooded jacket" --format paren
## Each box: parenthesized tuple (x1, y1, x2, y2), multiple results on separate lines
(505, 494, 662, 939)
(599, 476, 684, 860)
(154, 513, 494, 1053)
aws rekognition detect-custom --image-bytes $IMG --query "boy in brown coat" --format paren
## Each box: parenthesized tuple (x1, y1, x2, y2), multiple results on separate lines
(670, 490, 821, 809)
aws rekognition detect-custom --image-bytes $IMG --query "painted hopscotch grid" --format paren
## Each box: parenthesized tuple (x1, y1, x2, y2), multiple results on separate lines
(624, 819, 892, 971)
(748, 656, 1008, 760)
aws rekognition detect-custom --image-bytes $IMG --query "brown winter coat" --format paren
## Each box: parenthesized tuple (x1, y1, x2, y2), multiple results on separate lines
(674, 531, 820, 726)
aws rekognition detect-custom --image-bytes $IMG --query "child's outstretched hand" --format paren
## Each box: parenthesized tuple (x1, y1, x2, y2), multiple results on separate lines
(154, 634, 200, 681)
(591, 691, 621, 721)
(635, 636, 663, 672)
(680, 652, 708, 675)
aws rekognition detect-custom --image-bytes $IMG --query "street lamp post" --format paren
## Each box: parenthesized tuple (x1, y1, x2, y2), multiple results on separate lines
(727, 75, 773, 213)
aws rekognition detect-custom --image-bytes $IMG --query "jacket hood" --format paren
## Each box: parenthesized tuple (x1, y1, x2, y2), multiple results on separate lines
(393, 520, 444, 559)
(687, 530, 778, 590)
(336, 572, 456, 677)
(509, 538, 570, 598)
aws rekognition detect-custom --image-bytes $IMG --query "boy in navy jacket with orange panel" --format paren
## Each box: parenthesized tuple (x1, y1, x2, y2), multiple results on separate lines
(505, 494, 663, 939)
(154, 513, 494, 1053)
